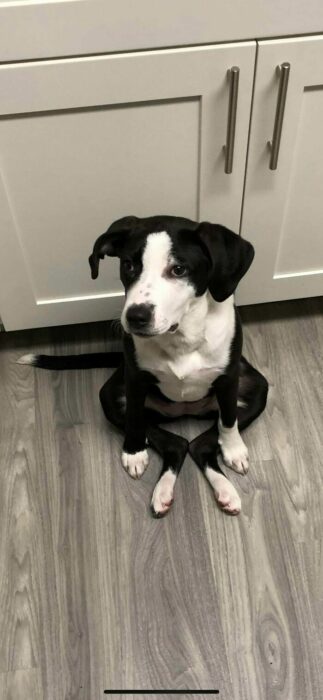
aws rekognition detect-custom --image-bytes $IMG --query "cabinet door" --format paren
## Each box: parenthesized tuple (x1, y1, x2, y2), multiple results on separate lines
(238, 36, 323, 305)
(0, 43, 255, 330)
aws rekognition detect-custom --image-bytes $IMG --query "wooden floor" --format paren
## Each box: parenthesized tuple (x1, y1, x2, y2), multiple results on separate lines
(0, 298, 322, 700)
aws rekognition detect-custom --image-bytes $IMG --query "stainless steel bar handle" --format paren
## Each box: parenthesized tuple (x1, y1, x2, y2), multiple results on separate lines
(224, 66, 240, 174)
(268, 62, 291, 170)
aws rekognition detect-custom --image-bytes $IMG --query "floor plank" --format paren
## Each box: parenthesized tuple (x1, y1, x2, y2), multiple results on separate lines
(0, 669, 43, 700)
(0, 299, 322, 699)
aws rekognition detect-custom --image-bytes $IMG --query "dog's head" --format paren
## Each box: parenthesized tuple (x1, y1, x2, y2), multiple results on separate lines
(89, 215, 254, 337)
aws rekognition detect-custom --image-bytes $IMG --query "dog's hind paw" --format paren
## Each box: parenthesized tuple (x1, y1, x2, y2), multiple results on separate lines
(150, 469, 176, 518)
(205, 468, 241, 515)
(215, 482, 241, 515)
(122, 449, 149, 479)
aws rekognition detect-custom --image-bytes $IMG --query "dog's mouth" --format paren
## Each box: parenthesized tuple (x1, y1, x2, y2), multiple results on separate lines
(168, 324, 179, 333)
(132, 323, 179, 338)
(132, 330, 158, 337)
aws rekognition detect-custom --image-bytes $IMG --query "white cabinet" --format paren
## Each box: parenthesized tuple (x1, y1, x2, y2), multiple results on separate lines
(1, 34, 323, 330)
(0, 43, 256, 330)
(238, 36, 323, 305)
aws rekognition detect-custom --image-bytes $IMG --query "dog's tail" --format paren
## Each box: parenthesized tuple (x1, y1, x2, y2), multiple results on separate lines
(16, 352, 122, 370)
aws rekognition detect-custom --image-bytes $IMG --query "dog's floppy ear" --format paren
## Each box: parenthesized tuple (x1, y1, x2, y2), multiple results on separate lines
(197, 222, 254, 302)
(89, 216, 138, 279)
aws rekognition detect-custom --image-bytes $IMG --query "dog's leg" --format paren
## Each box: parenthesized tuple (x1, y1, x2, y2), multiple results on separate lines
(99, 367, 189, 490)
(188, 358, 268, 514)
(214, 359, 268, 473)
(121, 363, 150, 478)
(236, 356, 269, 430)
(99, 365, 126, 429)
(189, 421, 241, 515)
(216, 359, 268, 473)
(214, 372, 249, 475)
(147, 423, 188, 518)
(99, 365, 149, 479)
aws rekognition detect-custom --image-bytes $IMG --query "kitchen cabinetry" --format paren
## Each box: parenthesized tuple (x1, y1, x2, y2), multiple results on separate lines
(0, 29, 323, 329)
(0, 43, 255, 330)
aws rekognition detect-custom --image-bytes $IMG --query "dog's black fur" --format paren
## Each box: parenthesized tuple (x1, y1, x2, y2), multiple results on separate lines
(24, 215, 268, 517)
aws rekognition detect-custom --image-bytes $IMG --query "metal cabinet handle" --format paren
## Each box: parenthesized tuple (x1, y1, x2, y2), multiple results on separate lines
(268, 62, 291, 170)
(224, 66, 240, 174)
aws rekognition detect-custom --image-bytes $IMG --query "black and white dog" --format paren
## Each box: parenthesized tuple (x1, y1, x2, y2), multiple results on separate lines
(20, 215, 268, 517)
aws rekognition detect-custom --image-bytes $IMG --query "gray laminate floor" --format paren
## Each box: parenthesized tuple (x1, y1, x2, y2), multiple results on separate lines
(0, 298, 322, 700)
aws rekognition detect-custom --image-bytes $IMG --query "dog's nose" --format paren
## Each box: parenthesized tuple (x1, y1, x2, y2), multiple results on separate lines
(126, 303, 153, 330)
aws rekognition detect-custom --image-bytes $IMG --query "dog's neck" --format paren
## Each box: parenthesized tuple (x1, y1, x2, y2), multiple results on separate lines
(176, 291, 235, 349)
(174, 292, 211, 349)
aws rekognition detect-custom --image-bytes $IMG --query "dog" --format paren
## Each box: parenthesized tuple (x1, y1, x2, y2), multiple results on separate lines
(19, 215, 268, 517)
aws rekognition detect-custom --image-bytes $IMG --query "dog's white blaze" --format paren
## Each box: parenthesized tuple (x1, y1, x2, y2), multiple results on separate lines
(141, 231, 171, 278)
(205, 467, 241, 514)
(122, 231, 195, 334)
(122, 231, 171, 318)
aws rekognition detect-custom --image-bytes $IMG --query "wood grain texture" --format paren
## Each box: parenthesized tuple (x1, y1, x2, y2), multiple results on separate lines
(0, 300, 322, 699)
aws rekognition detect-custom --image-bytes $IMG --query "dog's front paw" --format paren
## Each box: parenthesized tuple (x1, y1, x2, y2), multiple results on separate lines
(121, 449, 149, 479)
(218, 422, 249, 474)
(220, 439, 249, 474)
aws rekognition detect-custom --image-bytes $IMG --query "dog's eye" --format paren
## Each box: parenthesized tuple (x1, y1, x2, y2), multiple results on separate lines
(122, 259, 135, 273)
(170, 264, 187, 278)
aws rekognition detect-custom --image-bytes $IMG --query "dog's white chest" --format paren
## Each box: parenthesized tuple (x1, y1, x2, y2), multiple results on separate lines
(153, 351, 224, 401)
(134, 297, 235, 402)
